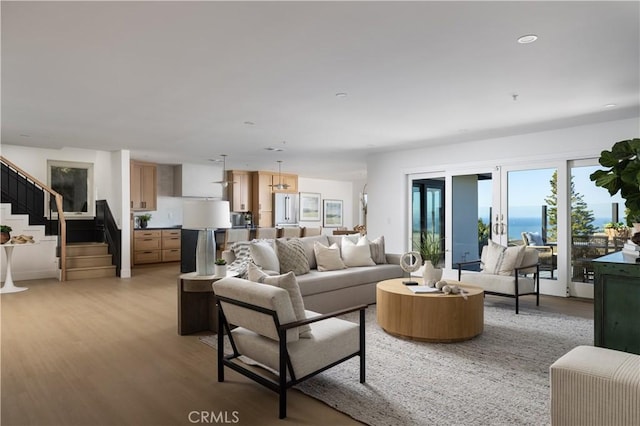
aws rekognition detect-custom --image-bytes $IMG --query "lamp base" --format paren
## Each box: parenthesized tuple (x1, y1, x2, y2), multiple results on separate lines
(195, 229, 216, 276)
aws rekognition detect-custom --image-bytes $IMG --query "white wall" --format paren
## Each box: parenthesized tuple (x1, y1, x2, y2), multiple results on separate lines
(298, 177, 354, 234)
(367, 117, 640, 255)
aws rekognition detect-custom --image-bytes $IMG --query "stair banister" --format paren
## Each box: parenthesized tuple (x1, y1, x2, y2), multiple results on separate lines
(0, 155, 67, 281)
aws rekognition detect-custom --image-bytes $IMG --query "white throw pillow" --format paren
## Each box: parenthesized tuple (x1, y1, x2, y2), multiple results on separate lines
(314, 242, 347, 272)
(249, 240, 280, 273)
(482, 240, 526, 276)
(341, 236, 376, 267)
(247, 263, 312, 338)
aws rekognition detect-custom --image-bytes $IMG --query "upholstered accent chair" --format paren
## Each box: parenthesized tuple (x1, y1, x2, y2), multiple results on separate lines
(456, 242, 540, 314)
(279, 227, 302, 238)
(521, 231, 557, 278)
(255, 227, 278, 240)
(213, 277, 366, 419)
(301, 226, 322, 237)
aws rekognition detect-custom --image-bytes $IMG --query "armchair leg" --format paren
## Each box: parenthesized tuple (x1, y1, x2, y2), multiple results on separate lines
(360, 308, 365, 383)
(218, 306, 224, 382)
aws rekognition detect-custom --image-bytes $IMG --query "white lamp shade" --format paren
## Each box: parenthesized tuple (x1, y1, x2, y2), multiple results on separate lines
(183, 200, 231, 229)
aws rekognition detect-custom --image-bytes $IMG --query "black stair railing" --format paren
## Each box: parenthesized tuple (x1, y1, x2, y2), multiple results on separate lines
(0, 156, 67, 280)
(96, 200, 121, 276)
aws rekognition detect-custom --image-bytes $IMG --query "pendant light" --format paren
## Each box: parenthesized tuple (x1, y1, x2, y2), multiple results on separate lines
(269, 160, 290, 190)
(212, 154, 235, 188)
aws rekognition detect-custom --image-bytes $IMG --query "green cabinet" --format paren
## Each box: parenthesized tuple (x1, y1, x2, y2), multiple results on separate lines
(593, 252, 640, 355)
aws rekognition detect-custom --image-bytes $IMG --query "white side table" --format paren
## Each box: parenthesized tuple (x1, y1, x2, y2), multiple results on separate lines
(1, 242, 37, 294)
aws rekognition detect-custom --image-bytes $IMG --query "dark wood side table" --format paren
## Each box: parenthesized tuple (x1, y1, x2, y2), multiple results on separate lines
(177, 271, 238, 335)
(593, 252, 640, 355)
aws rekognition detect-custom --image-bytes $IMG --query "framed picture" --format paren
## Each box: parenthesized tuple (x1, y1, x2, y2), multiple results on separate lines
(299, 192, 321, 221)
(323, 199, 343, 227)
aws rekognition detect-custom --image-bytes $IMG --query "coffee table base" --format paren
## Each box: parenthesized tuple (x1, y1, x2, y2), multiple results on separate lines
(376, 279, 484, 343)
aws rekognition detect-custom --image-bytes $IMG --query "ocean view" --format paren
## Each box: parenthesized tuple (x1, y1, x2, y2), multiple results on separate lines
(480, 216, 615, 241)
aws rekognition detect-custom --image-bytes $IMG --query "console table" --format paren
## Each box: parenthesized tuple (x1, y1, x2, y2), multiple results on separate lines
(177, 271, 238, 335)
(593, 252, 640, 355)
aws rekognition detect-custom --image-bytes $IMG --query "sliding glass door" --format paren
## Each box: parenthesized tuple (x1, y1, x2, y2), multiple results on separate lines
(412, 178, 445, 258)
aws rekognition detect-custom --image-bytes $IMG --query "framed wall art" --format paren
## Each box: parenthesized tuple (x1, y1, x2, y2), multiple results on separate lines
(299, 192, 321, 221)
(323, 199, 343, 227)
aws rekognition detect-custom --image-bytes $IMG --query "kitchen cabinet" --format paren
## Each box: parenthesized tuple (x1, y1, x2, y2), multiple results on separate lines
(133, 228, 181, 265)
(131, 161, 157, 211)
(161, 229, 182, 262)
(252, 172, 274, 227)
(593, 252, 640, 355)
(272, 173, 298, 194)
(227, 170, 251, 212)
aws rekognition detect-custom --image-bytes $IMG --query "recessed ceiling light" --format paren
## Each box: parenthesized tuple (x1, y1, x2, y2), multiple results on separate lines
(19, 134, 30, 137)
(208, 158, 223, 162)
(517, 34, 538, 44)
(265, 147, 284, 152)
(604, 103, 617, 108)
(244, 121, 255, 125)
(335, 92, 348, 98)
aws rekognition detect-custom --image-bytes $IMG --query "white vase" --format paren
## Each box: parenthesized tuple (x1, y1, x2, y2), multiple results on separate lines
(214, 264, 227, 277)
(422, 260, 443, 282)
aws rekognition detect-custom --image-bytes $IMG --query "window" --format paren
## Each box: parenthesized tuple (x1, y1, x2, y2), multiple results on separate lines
(47, 160, 95, 217)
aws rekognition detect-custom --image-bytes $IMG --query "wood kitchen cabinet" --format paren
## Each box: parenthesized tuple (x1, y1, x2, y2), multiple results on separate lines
(252, 171, 274, 227)
(593, 252, 640, 355)
(131, 161, 157, 211)
(227, 170, 251, 212)
(271, 173, 298, 194)
(133, 228, 181, 265)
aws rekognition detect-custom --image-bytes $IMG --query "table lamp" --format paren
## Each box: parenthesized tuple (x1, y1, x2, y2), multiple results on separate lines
(183, 199, 231, 276)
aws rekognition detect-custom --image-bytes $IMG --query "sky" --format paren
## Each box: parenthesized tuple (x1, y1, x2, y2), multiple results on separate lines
(478, 165, 625, 220)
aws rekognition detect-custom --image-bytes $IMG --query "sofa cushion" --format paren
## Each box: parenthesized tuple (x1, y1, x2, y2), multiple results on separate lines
(275, 238, 310, 276)
(368, 235, 387, 264)
(327, 234, 360, 255)
(249, 240, 279, 273)
(296, 264, 403, 297)
(524, 232, 544, 246)
(342, 236, 376, 267)
(481, 241, 526, 276)
(299, 235, 330, 270)
(460, 271, 536, 295)
(247, 264, 312, 338)
(314, 242, 346, 271)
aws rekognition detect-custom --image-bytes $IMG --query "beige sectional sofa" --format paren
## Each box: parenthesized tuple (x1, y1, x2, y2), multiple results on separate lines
(223, 234, 403, 313)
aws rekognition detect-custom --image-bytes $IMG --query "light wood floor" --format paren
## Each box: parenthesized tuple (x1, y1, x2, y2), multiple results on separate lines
(1, 264, 594, 426)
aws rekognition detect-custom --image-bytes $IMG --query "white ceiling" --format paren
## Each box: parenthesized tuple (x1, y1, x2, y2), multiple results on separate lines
(2, 1, 639, 180)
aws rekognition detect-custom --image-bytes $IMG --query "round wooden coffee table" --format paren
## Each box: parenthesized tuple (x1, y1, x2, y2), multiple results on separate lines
(376, 278, 484, 342)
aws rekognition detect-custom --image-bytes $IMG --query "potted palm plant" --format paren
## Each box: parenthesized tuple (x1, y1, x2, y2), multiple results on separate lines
(590, 138, 640, 230)
(414, 230, 445, 282)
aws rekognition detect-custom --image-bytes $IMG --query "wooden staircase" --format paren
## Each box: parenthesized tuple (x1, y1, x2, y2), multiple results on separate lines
(65, 243, 116, 280)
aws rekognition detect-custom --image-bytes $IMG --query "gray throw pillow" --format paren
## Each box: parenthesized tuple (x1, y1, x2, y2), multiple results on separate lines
(369, 235, 387, 264)
(247, 263, 312, 338)
(275, 238, 310, 276)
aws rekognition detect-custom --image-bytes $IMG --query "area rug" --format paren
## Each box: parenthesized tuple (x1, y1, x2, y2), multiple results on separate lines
(201, 300, 593, 426)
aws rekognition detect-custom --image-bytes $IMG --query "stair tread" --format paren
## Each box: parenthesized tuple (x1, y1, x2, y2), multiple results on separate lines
(66, 265, 116, 271)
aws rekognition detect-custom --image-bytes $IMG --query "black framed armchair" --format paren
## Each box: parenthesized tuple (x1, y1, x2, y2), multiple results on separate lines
(213, 277, 366, 419)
